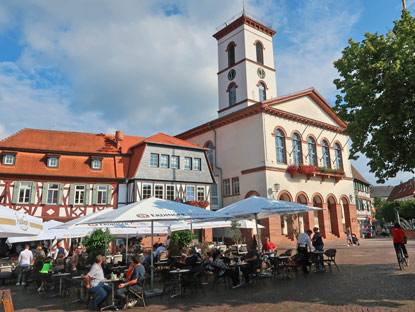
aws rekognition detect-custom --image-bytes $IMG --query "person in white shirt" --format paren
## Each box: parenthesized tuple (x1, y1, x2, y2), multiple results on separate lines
(297, 230, 313, 273)
(16, 244, 33, 285)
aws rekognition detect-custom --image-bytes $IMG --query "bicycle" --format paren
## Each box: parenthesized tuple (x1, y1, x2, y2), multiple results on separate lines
(394, 244, 408, 270)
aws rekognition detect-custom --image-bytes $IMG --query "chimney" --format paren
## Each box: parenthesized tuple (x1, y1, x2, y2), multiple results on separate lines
(115, 131, 124, 141)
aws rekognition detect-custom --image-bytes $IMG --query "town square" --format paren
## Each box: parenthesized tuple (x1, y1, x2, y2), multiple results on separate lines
(0, 1, 414, 311)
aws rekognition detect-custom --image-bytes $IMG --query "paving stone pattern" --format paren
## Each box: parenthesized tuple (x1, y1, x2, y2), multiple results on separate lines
(12, 238, 415, 312)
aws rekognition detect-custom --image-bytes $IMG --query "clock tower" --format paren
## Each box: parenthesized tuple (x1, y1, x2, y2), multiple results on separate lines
(213, 13, 277, 118)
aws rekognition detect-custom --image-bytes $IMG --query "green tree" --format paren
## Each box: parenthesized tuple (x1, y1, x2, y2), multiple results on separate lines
(83, 228, 115, 263)
(228, 221, 242, 244)
(333, 10, 415, 183)
(377, 201, 401, 223)
(168, 230, 196, 256)
(399, 200, 415, 220)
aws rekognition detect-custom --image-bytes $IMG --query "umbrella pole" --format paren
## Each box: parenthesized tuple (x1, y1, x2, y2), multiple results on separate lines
(150, 221, 154, 290)
(190, 221, 193, 247)
(255, 214, 261, 252)
(125, 234, 128, 263)
(104, 227, 108, 267)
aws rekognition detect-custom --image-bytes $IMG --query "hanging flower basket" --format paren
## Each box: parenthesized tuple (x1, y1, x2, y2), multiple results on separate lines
(287, 165, 299, 175)
(299, 165, 318, 175)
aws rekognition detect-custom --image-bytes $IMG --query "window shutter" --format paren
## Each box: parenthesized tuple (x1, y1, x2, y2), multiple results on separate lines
(41, 183, 49, 205)
(57, 183, 64, 205)
(11, 181, 20, 204)
(84, 184, 90, 205)
(92, 184, 98, 205)
(68, 185, 75, 205)
(30, 182, 37, 204)
(106, 185, 113, 206)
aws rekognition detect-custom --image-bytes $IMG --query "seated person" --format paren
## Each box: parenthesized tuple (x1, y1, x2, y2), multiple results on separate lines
(38, 257, 54, 293)
(85, 255, 112, 310)
(241, 245, 259, 284)
(262, 237, 276, 253)
(179, 248, 188, 265)
(154, 244, 166, 260)
(53, 258, 65, 273)
(184, 248, 203, 273)
(212, 251, 241, 288)
(116, 255, 146, 308)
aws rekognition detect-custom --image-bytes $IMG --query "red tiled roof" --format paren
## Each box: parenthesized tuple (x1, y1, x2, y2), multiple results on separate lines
(143, 133, 206, 150)
(351, 165, 370, 185)
(387, 178, 415, 201)
(0, 128, 145, 154)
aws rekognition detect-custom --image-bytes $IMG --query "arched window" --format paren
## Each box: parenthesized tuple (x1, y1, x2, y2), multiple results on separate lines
(256, 42, 263, 64)
(229, 84, 236, 106)
(322, 140, 331, 168)
(335, 143, 343, 170)
(205, 142, 214, 165)
(228, 43, 235, 66)
(308, 137, 317, 166)
(292, 133, 303, 165)
(275, 129, 286, 163)
(259, 82, 266, 102)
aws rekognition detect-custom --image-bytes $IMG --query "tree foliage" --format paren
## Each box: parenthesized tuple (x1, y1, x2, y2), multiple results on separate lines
(376, 199, 415, 223)
(83, 228, 115, 263)
(333, 10, 415, 183)
(168, 230, 196, 256)
(229, 220, 242, 244)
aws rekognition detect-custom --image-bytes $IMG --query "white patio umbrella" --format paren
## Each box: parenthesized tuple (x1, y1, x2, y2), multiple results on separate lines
(218, 196, 322, 250)
(83, 197, 228, 292)
(170, 219, 264, 231)
(7, 220, 63, 244)
(0, 205, 43, 238)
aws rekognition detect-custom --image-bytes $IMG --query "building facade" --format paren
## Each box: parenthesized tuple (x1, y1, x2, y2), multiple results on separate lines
(0, 129, 213, 222)
(351, 165, 374, 235)
(178, 13, 358, 244)
(387, 178, 415, 202)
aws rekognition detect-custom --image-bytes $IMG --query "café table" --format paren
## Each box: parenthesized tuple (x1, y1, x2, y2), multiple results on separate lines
(312, 251, 325, 272)
(69, 275, 85, 303)
(169, 269, 189, 298)
(51, 272, 71, 298)
(100, 278, 122, 311)
(229, 262, 247, 281)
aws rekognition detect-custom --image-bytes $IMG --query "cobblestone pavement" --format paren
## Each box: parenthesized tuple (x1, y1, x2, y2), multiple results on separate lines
(11, 238, 415, 312)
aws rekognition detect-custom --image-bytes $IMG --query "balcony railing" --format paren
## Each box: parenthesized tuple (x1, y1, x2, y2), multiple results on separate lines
(287, 165, 345, 183)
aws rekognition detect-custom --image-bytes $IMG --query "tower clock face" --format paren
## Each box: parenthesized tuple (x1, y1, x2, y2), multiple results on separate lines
(257, 67, 266, 79)
(227, 69, 236, 81)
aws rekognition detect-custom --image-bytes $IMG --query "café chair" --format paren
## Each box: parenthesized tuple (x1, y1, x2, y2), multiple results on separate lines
(125, 278, 146, 309)
(323, 249, 339, 271)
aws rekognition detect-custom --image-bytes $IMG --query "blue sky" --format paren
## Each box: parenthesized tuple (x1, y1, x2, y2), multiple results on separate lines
(0, 0, 414, 186)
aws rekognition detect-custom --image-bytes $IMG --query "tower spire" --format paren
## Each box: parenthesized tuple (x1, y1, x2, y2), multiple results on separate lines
(242, 0, 246, 16)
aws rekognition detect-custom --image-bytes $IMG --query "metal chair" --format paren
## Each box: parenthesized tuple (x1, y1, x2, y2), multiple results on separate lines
(323, 249, 339, 271)
(125, 278, 146, 309)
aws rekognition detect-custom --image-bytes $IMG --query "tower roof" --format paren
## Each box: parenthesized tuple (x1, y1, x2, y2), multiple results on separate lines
(213, 14, 276, 41)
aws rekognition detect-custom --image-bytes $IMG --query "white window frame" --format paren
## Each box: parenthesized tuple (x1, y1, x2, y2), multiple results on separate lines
(91, 159, 102, 170)
(171, 156, 179, 169)
(197, 186, 205, 201)
(142, 184, 152, 199)
(150, 154, 159, 167)
(166, 185, 175, 201)
(232, 177, 240, 195)
(194, 158, 201, 171)
(97, 185, 107, 205)
(223, 179, 231, 197)
(3, 154, 15, 166)
(47, 183, 59, 205)
(154, 184, 164, 199)
(186, 186, 195, 201)
(74, 185, 86, 205)
(160, 155, 169, 168)
(184, 157, 192, 170)
(18, 182, 32, 204)
(47, 156, 59, 168)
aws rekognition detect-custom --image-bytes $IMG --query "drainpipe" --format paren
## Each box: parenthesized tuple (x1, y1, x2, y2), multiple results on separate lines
(208, 122, 223, 208)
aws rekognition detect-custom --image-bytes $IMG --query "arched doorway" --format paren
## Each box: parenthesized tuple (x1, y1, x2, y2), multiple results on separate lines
(296, 193, 308, 233)
(340, 196, 351, 233)
(327, 195, 340, 236)
(279, 192, 293, 237)
(312, 194, 325, 237)
(245, 190, 260, 198)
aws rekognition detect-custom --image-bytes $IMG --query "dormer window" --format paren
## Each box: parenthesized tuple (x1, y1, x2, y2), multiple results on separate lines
(2, 153, 16, 166)
(91, 158, 102, 170)
(47, 155, 60, 168)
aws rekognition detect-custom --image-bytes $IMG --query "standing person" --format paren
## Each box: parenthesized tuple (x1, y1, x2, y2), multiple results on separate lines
(85, 255, 112, 310)
(312, 227, 324, 251)
(38, 257, 53, 293)
(16, 244, 33, 286)
(54, 241, 69, 260)
(71, 244, 80, 272)
(391, 223, 408, 259)
(116, 255, 146, 308)
(262, 237, 276, 253)
(346, 227, 353, 246)
(164, 235, 171, 248)
(297, 230, 313, 273)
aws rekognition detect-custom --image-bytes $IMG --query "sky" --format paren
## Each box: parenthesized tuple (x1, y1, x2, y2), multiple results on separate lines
(0, 0, 414, 186)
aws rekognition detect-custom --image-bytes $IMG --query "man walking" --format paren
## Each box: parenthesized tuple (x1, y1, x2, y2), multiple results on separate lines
(16, 244, 33, 286)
